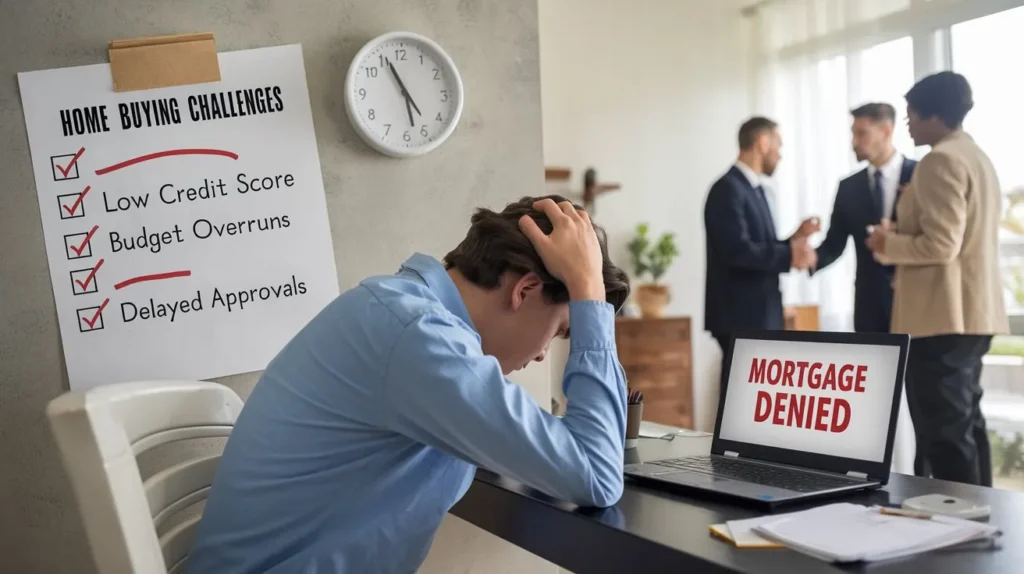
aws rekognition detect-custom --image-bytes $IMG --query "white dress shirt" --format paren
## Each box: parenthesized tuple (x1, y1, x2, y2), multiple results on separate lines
(868, 151, 903, 220)
(734, 160, 763, 189)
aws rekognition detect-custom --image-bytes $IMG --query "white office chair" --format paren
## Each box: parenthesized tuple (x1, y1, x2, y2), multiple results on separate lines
(46, 380, 244, 574)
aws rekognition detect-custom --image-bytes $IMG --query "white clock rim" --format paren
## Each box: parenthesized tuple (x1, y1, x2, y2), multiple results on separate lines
(344, 31, 465, 158)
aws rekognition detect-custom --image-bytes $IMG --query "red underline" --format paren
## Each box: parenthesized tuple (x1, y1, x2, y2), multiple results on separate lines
(114, 270, 192, 290)
(96, 149, 238, 175)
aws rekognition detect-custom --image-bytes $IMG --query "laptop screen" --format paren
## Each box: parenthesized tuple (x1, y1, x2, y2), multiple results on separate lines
(718, 337, 902, 463)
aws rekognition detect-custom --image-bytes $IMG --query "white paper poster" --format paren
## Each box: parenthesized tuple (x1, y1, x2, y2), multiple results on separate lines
(18, 44, 339, 390)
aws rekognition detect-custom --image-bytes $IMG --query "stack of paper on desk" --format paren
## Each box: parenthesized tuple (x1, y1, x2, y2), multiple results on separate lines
(710, 504, 862, 549)
(752, 503, 1001, 563)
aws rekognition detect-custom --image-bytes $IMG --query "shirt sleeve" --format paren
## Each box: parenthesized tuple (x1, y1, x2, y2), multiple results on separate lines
(381, 300, 626, 508)
(884, 152, 968, 266)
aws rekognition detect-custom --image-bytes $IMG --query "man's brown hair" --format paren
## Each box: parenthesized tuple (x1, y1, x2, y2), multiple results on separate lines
(443, 195, 630, 311)
(738, 116, 778, 150)
(851, 102, 896, 123)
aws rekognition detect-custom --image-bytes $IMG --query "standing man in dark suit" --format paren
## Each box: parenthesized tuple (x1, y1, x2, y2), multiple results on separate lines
(704, 117, 819, 359)
(812, 103, 917, 333)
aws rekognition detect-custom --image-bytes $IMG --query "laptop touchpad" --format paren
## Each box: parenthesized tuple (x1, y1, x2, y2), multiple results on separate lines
(670, 472, 725, 486)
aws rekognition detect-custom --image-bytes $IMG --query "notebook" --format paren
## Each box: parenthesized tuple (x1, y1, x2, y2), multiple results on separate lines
(710, 503, 864, 549)
(752, 503, 1001, 563)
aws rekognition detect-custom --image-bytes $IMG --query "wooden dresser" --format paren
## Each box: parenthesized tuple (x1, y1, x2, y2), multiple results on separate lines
(614, 317, 694, 429)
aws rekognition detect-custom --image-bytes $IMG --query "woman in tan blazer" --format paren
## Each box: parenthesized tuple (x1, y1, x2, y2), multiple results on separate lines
(867, 71, 1008, 486)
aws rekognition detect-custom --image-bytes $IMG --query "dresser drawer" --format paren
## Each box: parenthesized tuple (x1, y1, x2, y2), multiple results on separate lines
(616, 318, 690, 342)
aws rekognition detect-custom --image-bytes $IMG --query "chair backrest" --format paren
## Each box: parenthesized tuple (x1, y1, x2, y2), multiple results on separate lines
(46, 380, 244, 574)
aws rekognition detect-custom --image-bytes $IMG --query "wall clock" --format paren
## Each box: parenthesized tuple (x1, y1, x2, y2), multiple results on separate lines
(344, 31, 465, 157)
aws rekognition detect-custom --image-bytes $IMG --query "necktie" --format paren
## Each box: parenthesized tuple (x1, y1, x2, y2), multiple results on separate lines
(754, 185, 777, 236)
(754, 184, 769, 210)
(873, 170, 885, 222)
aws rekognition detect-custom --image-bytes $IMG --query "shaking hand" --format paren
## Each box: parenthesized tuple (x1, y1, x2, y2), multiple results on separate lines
(792, 216, 822, 240)
(789, 237, 817, 271)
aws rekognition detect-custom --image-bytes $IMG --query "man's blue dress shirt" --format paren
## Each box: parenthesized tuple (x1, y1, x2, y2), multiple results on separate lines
(187, 253, 626, 573)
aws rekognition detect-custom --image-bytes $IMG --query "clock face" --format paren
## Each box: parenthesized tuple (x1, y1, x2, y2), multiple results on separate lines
(345, 33, 463, 157)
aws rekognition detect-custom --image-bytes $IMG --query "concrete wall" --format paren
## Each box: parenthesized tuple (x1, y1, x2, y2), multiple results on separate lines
(0, 1, 556, 572)
(539, 0, 753, 430)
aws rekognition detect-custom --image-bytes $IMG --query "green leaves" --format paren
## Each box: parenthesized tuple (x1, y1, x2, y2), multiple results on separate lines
(628, 223, 678, 283)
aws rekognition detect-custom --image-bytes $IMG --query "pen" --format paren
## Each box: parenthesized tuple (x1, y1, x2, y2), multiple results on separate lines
(627, 389, 643, 405)
(878, 507, 933, 520)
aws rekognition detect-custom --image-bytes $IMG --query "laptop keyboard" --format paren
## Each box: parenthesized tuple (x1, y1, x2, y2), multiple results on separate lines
(650, 456, 863, 493)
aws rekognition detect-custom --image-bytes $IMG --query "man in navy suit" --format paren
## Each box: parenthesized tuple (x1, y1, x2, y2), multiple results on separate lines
(704, 117, 819, 358)
(812, 103, 917, 333)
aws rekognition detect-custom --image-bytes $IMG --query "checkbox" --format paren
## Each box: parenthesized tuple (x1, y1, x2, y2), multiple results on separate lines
(57, 192, 86, 219)
(51, 147, 84, 182)
(69, 260, 103, 296)
(77, 298, 109, 333)
(64, 225, 99, 260)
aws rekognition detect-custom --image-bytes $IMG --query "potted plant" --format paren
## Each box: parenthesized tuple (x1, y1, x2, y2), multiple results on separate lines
(627, 223, 679, 318)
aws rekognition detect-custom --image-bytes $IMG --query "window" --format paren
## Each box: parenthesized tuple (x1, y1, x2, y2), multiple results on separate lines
(952, 6, 1024, 318)
(852, 37, 916, 158)
(952, 6, 1024, 196)
(952, 5, 1024, 491)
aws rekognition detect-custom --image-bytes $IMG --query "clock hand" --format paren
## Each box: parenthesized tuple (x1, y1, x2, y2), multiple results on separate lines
(405, 95, 414, 128)
(387, 58, 422, 117)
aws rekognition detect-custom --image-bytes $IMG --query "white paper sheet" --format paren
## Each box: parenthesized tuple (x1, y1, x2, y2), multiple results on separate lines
(18, 44, 339, 389)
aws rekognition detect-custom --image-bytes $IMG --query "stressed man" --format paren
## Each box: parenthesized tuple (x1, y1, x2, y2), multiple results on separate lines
(188, 196, 630, 573)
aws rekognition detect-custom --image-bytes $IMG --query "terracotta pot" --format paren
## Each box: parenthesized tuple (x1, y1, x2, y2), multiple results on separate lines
(635, 283, 670, 318)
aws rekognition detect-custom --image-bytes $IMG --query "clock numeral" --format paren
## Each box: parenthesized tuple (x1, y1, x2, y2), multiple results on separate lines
(403, 131, 411, 142)
(420, 125, 429, 137)
(419, 54, 424, 65)
(435, 113, 443, 122)
(394, 49, 407, 61)
(358, 88, 366, 100)
(432, 68, 440, 80)
(383, 124, 391, 136)
(364, 66, 378, 78)
(440, 90, 449, 102)
(368, 109, 375, 120)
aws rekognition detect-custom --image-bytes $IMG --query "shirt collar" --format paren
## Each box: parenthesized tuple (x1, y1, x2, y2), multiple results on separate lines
(734, 160, 763, 189)
(399, 253, 475, 329)
(867, 150, 903, 181)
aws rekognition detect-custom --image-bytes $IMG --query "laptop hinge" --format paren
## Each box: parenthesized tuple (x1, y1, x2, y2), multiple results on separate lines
(724, 451, 740, 458)
(847, 471, 868, 479)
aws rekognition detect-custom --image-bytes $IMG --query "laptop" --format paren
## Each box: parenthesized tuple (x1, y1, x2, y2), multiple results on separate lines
(624, 330, 910, 507)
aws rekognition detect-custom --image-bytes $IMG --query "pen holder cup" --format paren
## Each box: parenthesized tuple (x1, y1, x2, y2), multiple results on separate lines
(625, 403, 643, 449)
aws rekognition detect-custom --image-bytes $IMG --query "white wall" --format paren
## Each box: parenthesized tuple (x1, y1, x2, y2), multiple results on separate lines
(539, 0, 753, 430)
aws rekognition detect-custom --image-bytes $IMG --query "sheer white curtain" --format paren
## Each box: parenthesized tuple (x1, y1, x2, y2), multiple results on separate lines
(749, 0, 932, 474)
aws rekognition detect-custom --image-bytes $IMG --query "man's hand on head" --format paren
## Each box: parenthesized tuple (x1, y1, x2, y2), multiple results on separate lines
(519, 199, 605, 302)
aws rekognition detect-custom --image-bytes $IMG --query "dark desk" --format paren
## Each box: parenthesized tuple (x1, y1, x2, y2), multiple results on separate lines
(450, 434, 1021, 573)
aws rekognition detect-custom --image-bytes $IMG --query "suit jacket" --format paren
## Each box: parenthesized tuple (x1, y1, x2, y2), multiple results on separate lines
(814, 157, 917, 332)
(704, 166, 790, 334)
(880, 130, 1009, 338)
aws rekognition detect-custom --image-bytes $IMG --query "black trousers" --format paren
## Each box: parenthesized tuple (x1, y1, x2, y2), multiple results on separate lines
(905, 334, 993, 486)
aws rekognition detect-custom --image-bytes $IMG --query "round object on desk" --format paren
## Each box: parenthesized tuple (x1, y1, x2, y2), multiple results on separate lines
(901, 494, 991, 520)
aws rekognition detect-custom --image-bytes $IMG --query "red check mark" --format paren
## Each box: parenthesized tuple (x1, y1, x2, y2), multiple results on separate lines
(56, 147, 85, 178)
(69, 225, 99, 257)
(62, 185, 92, 216)
(81, 298, 109, 330)
(74, 258, 105, 291)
